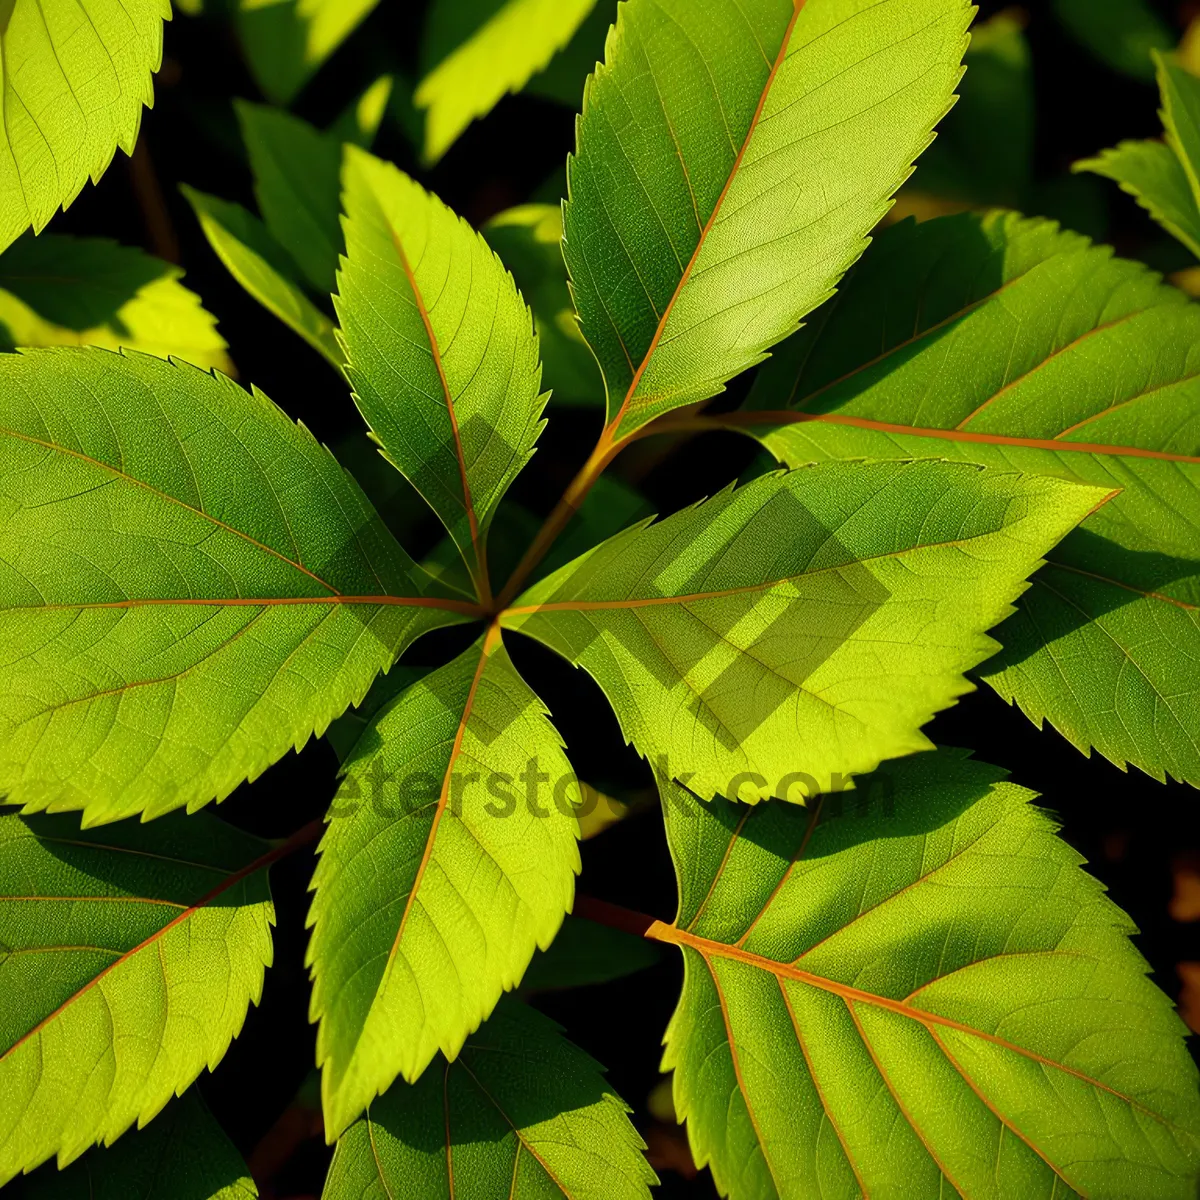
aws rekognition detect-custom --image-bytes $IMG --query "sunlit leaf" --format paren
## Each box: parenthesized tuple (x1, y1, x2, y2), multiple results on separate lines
(0, 809, 275, 1183)
(0, 349, 471, 825)
(741, 211, 1200, 787)
(416, 0, 601, 164)
(656, 751, 1200, 1199)
(502, 461, 1108, 803)
(565, 0, 971, 438)
(336, 147, 547, 602)
(0, 0, 169, 254)
(309, 633, 580, 1137)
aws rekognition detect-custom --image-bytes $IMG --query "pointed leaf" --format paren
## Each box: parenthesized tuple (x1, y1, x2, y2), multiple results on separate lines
(484, 204, 604, 408)
(741, 211, 1200, 786)
(10, 1090, 256, 1198)
(0, 809, 276, 1184)
(322, 1000, 654, 1199)
(0, 0, 169, 253)
(0, 348, 472, 825)
(236, 0, 383, 105)
(655, 751, 1200, 1200)
(336, 147, 547, 600)
(1075, 139, 1200, 259)
(564, 0, 971, 439)
(309, 632, 580, 1137)
(501, 460, 1109, 803)
(0, 234, 231, 372)
(181, 185, 343, 368)
(415, 0, 601, 164)
(238, 101, 343, 295)
(1156, 51, 1200, 211)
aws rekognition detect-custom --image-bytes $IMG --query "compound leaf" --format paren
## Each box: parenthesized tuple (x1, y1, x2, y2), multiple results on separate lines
(564, 0, 971, 440)
(238, 101, 343, 295)
(741, 211, 1200, 787)
(0, 348, 472, 826)
(322, 1000, 655, 1199)
(501, 460, 1108, 804)
(181, 186, 343, 367)
(0, 808, 275, 1184)
(416, 0, 601, 164)
(10, 1090, 256, 1199)
(655, 750, 1200, 1199)
(236, 0, 383, 105)
(309, 632, 580, 1139)
(1075, 139, 1200, 259)
(336, 147, 547, 602)
(0, 0, 169, 254)
(0, 234, 231, 372)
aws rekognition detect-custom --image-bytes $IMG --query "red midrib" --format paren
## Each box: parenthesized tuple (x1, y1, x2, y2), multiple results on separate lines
(607, 1, 808, 437)
(729, 409, 1200, 465)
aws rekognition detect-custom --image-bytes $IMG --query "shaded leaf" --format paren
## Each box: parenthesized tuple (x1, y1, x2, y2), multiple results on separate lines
(0, 348, 472, 825)
(521, 914, 659, 993)
(564, 0, 971, 439)
(484, 204, 604, 408)
(336, 147, 546, 602)
(181, 185, 342, 367)
(655, 751, 1200, 1199)
(0, 0, 169, 253)
(238, 100, 343, 295)
(741, 211, 1200, 787)
(0, 234, 230, 372)
(502, 460, 1108, 803)
(309, 632, 580, 1137)
(1075, 139, 1200, 259)
(10, 1090, 256, 1198)
(322, 999, 654, 1198)
(416, 0, 602, 164)
(0, 808, 276, 1183)
(236, 0, 383, 105)
(1052, 0, 1173, 82)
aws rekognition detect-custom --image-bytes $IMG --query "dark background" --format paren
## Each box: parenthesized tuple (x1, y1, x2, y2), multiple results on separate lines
(42, 0, 1200, 1194)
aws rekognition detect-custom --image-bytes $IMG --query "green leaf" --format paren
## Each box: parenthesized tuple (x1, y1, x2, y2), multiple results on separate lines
(0, 807, 275, 1184)
(524, 0, 616, 109)
(1074, 139, 1200, 259)
(501, 460, 1109, 804)
(520, 914, 659, 993)
(237, 100, 342, 296)
(181, 185, 343, 367)
(322, 999, 655, 1199)
(564, 0, 971, 440)
(654, 750, 1200, 1200)
(0, 348, 472, 825)
(416, 0, 601, 164)
(1156, 51, 1200, 209)
(484, 204, 604, 408)
(0, 0, 169, 254)
(10, 1090, 256, 1199)
(908, 11, 1034, 208)
(0, 234, 231, 372)
(1052, 0, 1173, 82)
(309, 631, 580, 1138)
(235, 0, 383, 105)
(741, 211, 1200, 787)
(336, 147, 547, 602)
(328, 74, 394, 149)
